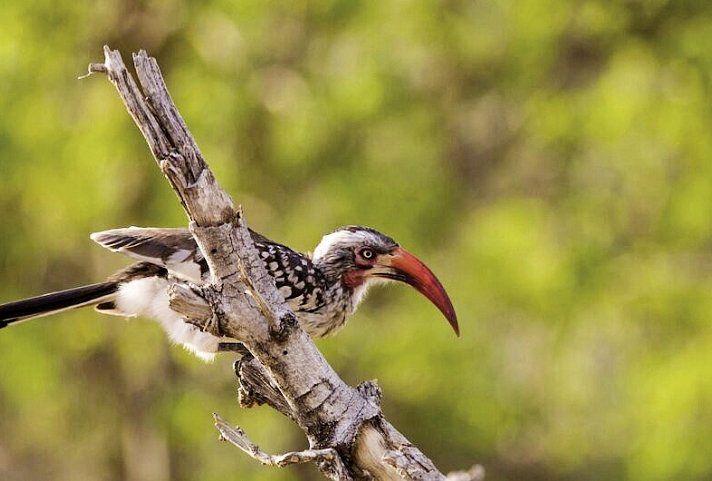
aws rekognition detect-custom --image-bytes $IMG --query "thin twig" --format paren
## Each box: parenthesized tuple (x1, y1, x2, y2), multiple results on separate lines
(214, 414, 353, 480)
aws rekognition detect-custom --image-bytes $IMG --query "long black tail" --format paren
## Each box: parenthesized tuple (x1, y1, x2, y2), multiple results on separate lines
(0, 282, 118, 328)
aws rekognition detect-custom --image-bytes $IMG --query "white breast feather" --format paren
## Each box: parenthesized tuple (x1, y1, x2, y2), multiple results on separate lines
(116, 277, 219, 362)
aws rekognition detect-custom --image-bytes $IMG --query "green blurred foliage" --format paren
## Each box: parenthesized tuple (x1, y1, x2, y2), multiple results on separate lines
(2, 0, 712, 480)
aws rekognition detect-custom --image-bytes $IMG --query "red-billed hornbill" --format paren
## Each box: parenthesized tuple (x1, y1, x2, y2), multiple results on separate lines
(0, 225, 458, 360)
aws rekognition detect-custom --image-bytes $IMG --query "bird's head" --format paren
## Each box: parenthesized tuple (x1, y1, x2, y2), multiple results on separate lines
(312, 226, 459, 335)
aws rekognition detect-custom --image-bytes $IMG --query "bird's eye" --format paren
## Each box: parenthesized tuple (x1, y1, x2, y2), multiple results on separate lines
(360, 248, 375, 260)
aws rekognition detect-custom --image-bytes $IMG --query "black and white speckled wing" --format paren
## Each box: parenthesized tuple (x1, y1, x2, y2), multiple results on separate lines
(91, 227, 207, 283)
(252, 238, 329, 314)
(91, 226, 329, 316)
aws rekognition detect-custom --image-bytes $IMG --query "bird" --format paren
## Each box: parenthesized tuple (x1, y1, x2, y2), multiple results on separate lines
(0, 225, 458, 361)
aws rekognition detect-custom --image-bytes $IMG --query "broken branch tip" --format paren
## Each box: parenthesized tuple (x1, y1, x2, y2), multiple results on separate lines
(81, 63, 108, 79)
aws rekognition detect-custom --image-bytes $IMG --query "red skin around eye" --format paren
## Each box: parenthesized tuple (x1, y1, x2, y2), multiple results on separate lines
(344, 250, 376, 287)
(354, 249, 376, 268)
(342, 269, 368, 288)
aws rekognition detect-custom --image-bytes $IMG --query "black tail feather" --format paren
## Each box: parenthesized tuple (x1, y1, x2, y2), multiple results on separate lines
(0, 282, 118, 328)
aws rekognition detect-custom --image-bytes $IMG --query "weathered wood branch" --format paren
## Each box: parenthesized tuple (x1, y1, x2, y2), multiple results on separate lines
(214, 412, 352, 479)
(85, 46, 480, 481)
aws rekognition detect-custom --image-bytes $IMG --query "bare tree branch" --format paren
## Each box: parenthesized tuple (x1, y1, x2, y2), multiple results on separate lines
(85, 46, 479, 481)
(214, 413, 353, 480)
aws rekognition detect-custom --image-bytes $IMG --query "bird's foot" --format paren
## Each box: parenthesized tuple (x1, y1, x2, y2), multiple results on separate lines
(218, 342, 250, 356)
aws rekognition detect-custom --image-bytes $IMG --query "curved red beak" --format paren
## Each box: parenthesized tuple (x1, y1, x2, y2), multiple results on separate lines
(373, 247, 459, 336)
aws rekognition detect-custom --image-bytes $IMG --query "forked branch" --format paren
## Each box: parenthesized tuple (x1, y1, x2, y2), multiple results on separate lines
(85, 46, 479, 481)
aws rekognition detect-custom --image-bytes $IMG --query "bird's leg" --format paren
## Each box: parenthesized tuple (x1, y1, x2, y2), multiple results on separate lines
(201, 313, 223, 337)
(218, 342, 250, 356)
(182, 313, 223, 338)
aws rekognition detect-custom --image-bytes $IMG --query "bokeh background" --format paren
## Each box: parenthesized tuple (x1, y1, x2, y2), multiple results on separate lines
(2, 1, 712, 480)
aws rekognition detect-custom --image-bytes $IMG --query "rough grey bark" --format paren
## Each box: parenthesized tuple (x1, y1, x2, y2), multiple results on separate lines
(85, 46, 481, 481)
